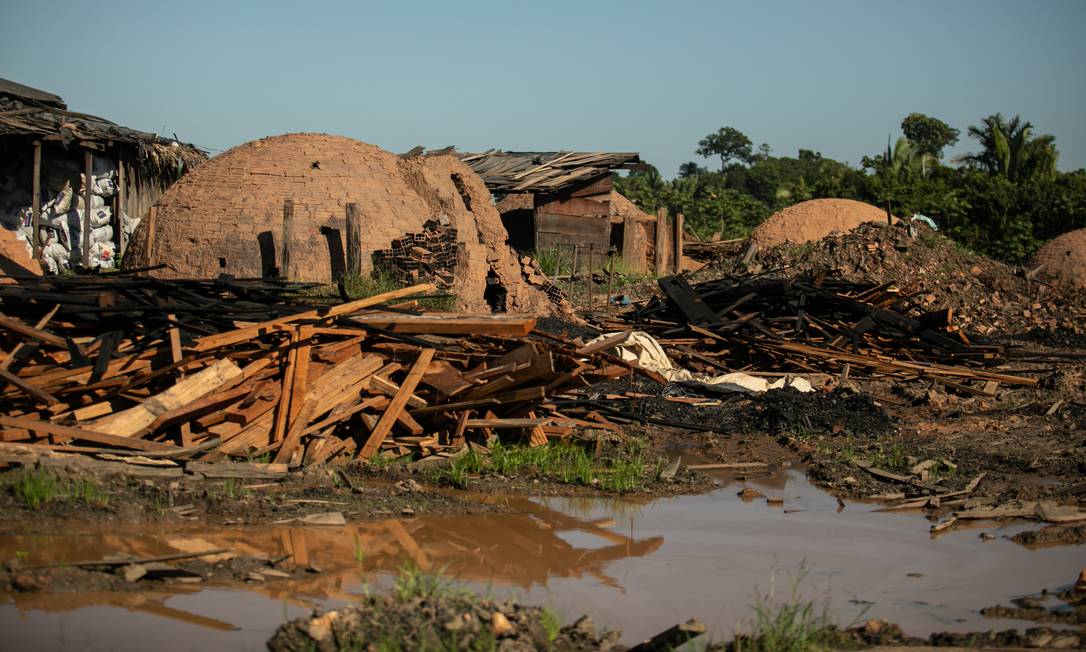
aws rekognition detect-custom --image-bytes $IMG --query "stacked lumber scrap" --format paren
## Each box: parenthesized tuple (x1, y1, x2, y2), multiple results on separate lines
(0, 275, 641, 469)
(613, 273, 1036, 388)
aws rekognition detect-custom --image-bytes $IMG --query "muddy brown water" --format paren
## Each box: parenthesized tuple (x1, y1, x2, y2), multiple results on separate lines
(2, 471, 1082, 651)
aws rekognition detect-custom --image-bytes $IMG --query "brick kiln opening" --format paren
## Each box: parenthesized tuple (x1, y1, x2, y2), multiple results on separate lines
(125, 133, 552, 313)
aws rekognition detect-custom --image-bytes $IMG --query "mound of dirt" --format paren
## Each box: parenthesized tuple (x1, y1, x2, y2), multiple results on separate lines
(269, 594, 618, 651)
(1032, 228, 1086, 289)
(751, 198, 894, 248)
(748, 223, 1085, 337)
(0, 227, 42, 283)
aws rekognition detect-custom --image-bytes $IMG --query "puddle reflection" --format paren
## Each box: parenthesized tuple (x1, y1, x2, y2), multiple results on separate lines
(2, 471, 1083, 651)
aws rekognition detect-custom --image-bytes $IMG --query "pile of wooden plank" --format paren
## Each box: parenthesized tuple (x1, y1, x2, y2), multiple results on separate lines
(608, 273, 1037, 388)
(371, 218, 458, 287)
(0, 275, 646, 468)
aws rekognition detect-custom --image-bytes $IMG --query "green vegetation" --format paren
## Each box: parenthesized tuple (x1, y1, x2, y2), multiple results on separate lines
(730, 568, 841, 652)
(438, 439, 649, 493)
(392, 560, 462, 602)
(301, 271, 456, 311)
(9, 470, 109, 509)
(540, 608, 562, 644)
(221, 478, 250, 500)
(615, 112, 1086, 264)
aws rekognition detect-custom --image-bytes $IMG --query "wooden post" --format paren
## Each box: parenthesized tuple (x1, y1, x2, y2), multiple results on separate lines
(655, 207, 668, 277)
(31, 141, 41, 259)
(145, 206, 157, 265)
(345, 202, 362, 278)
(82, 150, 93, 267)
(673, 212, 684, 275)
(115, 157, 125, 255)
(280, 199, 294, 279)
(587, 244, 594, 308)
(551, 245, 562, 285)
(607, 249, 616, 306)
(167, 314, 191, 447)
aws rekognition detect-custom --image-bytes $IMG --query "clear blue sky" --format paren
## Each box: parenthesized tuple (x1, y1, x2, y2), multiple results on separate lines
(3, 0, 1084, 177)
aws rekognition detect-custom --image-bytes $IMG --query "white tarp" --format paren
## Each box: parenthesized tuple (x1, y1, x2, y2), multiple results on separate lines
(582, 330, 813, 394)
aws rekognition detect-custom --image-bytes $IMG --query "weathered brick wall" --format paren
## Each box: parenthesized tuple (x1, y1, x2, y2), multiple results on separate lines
(126, 133, 551, 313)
(1033, 227, 1086, 289)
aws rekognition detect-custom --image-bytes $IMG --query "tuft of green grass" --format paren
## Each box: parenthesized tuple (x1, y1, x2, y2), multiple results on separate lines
(14, 470, 60, 509)
(11, 470, 109, 509)
(439, 440, 648, 493)
(393, 560, 459, 601)
(731, 566, 858, 652)
(540, 608, 562, 644)
(222, 478, 250, 500)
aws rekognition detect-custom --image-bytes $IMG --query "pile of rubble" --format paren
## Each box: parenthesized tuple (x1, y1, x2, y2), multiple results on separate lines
(746, 222, 1086, 337)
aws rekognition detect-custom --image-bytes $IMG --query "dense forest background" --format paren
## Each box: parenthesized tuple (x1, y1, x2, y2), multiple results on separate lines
(614, 113, 1086, 264)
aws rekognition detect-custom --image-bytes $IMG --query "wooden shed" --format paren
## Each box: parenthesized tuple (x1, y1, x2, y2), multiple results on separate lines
(0, 78, 205, 271)
(458, 150, 671, 273)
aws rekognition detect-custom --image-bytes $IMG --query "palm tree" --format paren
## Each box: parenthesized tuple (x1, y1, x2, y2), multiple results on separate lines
(961, 114, 1059, 181)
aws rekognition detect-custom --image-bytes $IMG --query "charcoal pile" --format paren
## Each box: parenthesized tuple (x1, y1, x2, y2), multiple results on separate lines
(610, 272, 1038, 389)
(0, 275, 651, 472)
(371, 217, 458, 287)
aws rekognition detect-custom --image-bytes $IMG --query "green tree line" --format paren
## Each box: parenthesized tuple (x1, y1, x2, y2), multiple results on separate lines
(614, 113, 1086, 263)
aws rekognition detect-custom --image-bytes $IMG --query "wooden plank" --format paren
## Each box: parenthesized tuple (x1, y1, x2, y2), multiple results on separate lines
(464, 418, 549, 429)
(146, 382, 254, 433)
(622, 216, 648, 274)
(31, 140, 41, 258)
(0, 304, 59, 371)
(657, 276, 722, 326)
(82, 150, 92, 266)
(115, 157, 125, 254)
(534, 196, 609, 217)
(673, 212, 684, 275)
(0, 313, 68, 348)
(0, 416, 178, 452)
(348, 313, 536, 336)
(654, 207, 668, 277)
(286, 327, 313, 429)
(0, 368, 59, 405)
(358, 349, 435, 459)
(575, 331, 631, 356)
(192, 283, 436, 352)
(167, 315, 192, 446)
(345, 202, 362, 277)
(271, 329, 300, 443)
(90, 359, 243, 437)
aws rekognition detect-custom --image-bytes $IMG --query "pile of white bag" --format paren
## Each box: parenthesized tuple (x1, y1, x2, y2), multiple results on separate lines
(0, 156, 141, 273)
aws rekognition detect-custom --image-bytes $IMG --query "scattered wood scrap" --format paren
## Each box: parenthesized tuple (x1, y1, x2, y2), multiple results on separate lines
(0, 275, 645, 470)
(610, 273, 1036, 388)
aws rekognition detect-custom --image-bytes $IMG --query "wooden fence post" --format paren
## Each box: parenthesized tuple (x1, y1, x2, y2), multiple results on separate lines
(82, 150, 93, 266)
(31, 141, 41, 259)
(115, 156, 126, 255)
(655, 207, 668, 277)
(280, 199, 294, 278)
(673, 212, 684, 275)
(345, 202, 362, 278)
